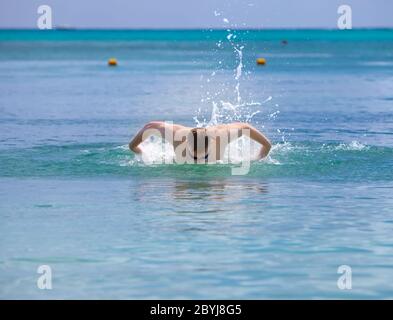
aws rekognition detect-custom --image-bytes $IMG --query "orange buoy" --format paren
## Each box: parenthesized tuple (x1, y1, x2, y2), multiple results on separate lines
(108, 58, 118, 66)
(256, 58, 266, 65)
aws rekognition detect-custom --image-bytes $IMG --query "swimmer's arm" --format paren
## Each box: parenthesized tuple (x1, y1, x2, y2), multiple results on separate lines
(249, 125, 272, 159)
(247, 124, 271, 159)
(228, 123, 272, 159)
(129, 121, 173, 154)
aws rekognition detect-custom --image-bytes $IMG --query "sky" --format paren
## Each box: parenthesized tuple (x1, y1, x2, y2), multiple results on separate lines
(0, 0, 392, 29)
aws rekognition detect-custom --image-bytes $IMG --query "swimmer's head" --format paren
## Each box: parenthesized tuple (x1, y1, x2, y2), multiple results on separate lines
(187, 128, 209, 159)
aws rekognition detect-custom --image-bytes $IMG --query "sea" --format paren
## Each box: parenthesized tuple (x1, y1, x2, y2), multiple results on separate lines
(0, 29, 393, 298)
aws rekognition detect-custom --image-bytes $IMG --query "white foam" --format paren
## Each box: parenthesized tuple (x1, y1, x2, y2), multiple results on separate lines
(113, 144, 129, 150)
(270, 142, 295, 154)
(335, 141, 368, 151)
(137, 136, 176, 165)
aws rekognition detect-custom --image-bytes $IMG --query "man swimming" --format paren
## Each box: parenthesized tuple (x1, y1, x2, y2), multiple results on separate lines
(129, 121, 271, 163)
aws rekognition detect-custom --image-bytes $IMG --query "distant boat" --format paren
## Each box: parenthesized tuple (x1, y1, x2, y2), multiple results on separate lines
(54, 25, 76, 31)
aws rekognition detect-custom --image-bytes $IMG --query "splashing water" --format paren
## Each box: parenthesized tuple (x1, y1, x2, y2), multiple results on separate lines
(324, 141, 369, 151)
(140, 13, 276, 165)
(135, 135, 175, 165)
(195, 12, 275, 130)
(195, 23, 272, 129)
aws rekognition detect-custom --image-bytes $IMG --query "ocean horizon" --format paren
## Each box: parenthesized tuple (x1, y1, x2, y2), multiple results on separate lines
(1, 28, 393, 41)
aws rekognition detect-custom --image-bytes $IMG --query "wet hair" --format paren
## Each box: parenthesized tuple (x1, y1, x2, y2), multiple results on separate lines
(191, 128, 209, 154)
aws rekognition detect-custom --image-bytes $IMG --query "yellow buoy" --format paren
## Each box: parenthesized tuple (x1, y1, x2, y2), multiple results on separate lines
(256, 58, 266, 65)
(108, 58, 118, 66)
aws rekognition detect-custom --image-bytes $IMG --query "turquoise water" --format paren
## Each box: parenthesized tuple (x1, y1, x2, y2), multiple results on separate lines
(1, 29, 393, 299)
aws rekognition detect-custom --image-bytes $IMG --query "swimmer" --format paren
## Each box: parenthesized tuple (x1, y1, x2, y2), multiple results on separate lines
(129, 122, 271, 163)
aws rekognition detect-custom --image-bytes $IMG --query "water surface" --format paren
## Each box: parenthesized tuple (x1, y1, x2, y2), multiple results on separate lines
(0, 29, 393, 299)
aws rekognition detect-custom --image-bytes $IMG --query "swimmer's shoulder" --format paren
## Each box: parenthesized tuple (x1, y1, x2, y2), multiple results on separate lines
(169, 124, 192, 138)
(173, 124, 191, 132)
(147, 121, 190, 132)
